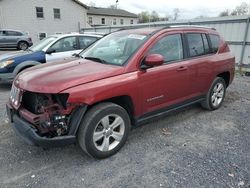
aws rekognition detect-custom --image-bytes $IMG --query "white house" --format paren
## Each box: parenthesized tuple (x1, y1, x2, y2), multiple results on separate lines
(0, 0, 88, 42)
(87, 7, 138, 27)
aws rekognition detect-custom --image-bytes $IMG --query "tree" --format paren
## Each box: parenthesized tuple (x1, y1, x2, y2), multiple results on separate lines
(231, 2, 249, 15)
(218, 2, 250, 17)
(173, 8, 180, 21)
(88, 1, 96, 7)
(138, 11, 150, 23)
(150, 11, 160, 22)
(219, 10, 230, 17)
(108, 5, 117, 9)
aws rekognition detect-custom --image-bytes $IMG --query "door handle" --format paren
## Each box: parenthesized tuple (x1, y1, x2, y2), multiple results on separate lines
(176, 66, 188, 71)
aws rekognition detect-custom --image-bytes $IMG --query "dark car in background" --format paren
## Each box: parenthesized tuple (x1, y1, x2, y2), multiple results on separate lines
(0, 29, 33, 50)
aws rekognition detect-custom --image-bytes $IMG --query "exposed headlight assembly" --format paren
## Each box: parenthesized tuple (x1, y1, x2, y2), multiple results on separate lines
(0, 60, 14, 68)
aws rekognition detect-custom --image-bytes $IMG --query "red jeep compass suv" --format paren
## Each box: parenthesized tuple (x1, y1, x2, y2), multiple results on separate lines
(6, 26, 235, 158)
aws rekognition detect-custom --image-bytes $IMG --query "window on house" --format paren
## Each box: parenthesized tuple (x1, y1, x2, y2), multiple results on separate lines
(120, 19, 124, 25)
(130, 20, 133, 24)
(36, 7, 44, 18)
(101, 18, 105, 25)
(54, 8, 61, 19)
(39, 33, 47, 40)
(113, 18, 117, 25)
(88, 17, 93, 25)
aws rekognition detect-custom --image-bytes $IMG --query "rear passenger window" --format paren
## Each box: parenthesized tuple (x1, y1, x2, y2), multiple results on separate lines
(202, 34, 210, 54)
(186, 33, 204, 57)
(79, 36, 98, 49)
(148, 34, 183, 63)
(6, 31, 23, 36)
(209, 34, 220, 53)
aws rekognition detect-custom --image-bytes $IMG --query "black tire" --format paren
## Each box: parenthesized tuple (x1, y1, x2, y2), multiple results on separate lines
(17, 41, 28, 50)
(78, 102, 131, 159)
(201, 77, 226, 111)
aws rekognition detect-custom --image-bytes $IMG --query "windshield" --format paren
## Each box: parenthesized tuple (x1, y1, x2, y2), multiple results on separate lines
(79, 31, 147, 65)
(29, 36, 58, 52)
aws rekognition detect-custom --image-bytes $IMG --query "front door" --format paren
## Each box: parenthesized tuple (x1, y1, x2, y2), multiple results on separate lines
(139, 33, 191, 114)
(45, 36, 79, 62)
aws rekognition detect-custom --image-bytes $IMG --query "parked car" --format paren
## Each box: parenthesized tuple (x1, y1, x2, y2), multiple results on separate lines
(0, 29, 33, 50)
(0, 33, 103, 83)
(6, 26, 235, 159)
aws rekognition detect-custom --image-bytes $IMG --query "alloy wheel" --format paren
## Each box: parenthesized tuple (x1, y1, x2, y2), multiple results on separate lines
(93, 114, 125, 152)
(211, 82, 225, 107)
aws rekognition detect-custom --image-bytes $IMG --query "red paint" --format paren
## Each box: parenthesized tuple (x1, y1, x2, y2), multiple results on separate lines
(144, 54, 164, 66)
(13, 27, 235, 119)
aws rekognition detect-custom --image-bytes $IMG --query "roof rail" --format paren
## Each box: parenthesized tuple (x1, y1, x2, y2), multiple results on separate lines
(170, 25, 216, 30)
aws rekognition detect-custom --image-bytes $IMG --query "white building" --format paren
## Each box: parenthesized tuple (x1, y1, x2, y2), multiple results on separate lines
(0, 0, 88, 42)
(87, 7, 138, 27)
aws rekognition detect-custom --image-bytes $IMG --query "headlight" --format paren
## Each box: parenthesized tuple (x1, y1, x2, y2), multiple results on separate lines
(0, 60, 14, 68)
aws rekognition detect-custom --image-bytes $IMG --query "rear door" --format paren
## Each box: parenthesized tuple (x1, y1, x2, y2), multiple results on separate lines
(139, 33, 191, 114)
(184, 32, 214, 96)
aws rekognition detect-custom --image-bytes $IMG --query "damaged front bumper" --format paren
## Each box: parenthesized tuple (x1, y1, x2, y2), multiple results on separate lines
(6, 103, 87, 148)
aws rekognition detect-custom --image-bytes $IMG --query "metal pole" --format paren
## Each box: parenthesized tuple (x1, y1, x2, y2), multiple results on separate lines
(239, 17, 250, 74)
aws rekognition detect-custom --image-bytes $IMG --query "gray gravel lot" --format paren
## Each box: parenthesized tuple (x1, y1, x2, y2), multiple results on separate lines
(0, 75, 250, 188)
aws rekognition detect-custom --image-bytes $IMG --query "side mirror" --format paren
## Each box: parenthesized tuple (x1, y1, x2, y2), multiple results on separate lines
(141, 54, 164, 69)
(46, 48, 56, 54)
(72, 53, 80, 57)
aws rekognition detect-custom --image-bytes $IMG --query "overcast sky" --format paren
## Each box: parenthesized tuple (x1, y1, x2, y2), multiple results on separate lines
(81, 0, 250, 19)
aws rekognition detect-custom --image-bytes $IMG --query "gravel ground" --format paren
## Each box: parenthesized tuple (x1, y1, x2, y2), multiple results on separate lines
(0, 76, 250, 188)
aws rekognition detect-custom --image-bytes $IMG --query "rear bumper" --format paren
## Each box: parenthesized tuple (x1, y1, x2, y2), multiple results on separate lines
(6, 104, 76, 148)
(0, 72, 15, 83)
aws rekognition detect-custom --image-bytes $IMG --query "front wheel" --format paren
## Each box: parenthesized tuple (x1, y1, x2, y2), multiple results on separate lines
(201, 77, 226, 110)
(78, 102, 131, 159)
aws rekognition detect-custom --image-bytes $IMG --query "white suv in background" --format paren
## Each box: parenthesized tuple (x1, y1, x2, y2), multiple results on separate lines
(0, 33, 103, 83)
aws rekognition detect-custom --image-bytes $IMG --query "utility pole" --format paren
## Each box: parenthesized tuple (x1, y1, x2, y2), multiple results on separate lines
(115, 0, 119, 9)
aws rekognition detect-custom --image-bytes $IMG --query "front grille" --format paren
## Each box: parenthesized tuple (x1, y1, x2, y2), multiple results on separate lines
(9, 84, 22, 109)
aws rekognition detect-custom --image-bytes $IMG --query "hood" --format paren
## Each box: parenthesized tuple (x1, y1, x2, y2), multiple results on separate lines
(0, 50, 32, 61)
(16, 59, 125, 93)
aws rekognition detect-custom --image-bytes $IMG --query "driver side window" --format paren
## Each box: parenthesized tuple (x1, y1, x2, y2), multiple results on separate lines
(49, 37, 77, 53)
(148, 34, 183, 63)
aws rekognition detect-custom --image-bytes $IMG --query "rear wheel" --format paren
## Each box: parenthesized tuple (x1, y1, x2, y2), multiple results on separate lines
(201, 77, 226, 110)
(78, 102, 131, 159)
(18, 41, 28, 50)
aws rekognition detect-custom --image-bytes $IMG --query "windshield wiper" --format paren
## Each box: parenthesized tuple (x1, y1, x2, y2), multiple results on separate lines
(84, 57, 108, 64)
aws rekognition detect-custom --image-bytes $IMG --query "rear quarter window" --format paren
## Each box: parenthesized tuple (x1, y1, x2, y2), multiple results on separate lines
(209, 34, 220, 53)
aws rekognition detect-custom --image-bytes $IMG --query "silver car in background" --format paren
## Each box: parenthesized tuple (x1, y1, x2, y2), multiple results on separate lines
(0, 29, 33, 50)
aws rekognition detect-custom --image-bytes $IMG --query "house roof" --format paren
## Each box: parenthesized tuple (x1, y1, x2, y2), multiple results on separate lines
(87, 7, 138, 18)
(72, 0, 88, 9)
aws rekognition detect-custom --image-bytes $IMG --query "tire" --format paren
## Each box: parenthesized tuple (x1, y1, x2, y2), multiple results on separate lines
(78, 102, 131, 159)
(201, 77, 226, 110)
(17, 41, 28, 50)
